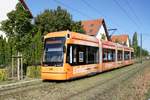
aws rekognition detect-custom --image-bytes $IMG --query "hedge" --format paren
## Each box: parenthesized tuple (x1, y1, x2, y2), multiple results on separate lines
(0, 68, 8, 81)
(26, 66, 41, 78)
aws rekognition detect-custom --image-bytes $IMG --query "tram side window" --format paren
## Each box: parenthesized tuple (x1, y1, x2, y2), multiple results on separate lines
(103, 48, 116, 62)
(66, 45, 80, 65)
(66, 44, 99, 65)
(117, 50, 123, 61)
(103, 49, 107, 62)
(66, 45, 71, 64)
(77, 45, 86, 65)
(87, 47, 99, 64)
(124, 51, 130, 60)
(73, 46, 77, 63)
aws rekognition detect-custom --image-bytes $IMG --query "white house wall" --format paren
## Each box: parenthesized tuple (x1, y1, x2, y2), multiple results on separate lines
(96, 25, 108, 41)
(126, 38, 130, 47)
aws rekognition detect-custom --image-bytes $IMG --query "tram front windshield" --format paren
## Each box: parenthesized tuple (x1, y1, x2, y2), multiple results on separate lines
(43, 37, 65, 67)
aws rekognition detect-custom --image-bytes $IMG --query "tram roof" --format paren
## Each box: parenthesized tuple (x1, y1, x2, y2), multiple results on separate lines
(44, 31, 99, 43)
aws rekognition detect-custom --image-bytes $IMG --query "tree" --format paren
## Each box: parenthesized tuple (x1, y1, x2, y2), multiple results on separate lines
(71, 21, 85, 33)
(0, 4, 85, 67)
(0, 36, 9, 67)
(132, 32, 149, 57)
(0, 3, 33, 52)
(129, 38, 132, 47)
(35, 6, 84, 34)
(136, 46, 149, 57)
(132, 32, 138, 57)
(32, 30, 43, 65)
(0, 36, 5, 66)
(0, 3, 34, 69)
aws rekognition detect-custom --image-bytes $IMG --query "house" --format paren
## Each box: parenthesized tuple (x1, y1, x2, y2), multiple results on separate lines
(81, 18, 109, 41)
(111, 34, 130, 47)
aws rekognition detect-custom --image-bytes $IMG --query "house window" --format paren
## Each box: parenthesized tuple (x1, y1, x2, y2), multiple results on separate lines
(90, 24, 94, 27)
(101, 34, 106, 40)
(89, 29, 93, 33)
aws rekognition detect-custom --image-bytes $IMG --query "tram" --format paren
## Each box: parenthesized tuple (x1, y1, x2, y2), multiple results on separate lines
(41, 31, 134, 80)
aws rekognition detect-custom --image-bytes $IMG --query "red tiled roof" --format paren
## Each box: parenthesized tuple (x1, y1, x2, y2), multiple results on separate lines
(81, 19, 102, 35)
(111, 34, 129, 43)
(81, 18, 109, 40)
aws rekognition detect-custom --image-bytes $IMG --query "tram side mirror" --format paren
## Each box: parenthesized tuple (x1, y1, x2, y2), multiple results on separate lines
(63, 46, 66, 53)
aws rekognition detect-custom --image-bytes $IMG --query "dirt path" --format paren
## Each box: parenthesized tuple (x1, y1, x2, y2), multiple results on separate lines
(1, 61, 150, 100)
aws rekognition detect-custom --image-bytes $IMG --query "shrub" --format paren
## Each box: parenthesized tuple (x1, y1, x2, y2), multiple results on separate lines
(26, 66, 41, 78)
(0, 68, 8, 81)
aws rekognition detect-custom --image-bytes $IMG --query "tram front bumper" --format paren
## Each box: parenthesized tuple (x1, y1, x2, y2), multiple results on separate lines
(41, 72, 67, 80)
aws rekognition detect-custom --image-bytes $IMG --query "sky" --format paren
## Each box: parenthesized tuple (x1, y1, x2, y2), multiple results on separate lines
(0, 0, 150, 51)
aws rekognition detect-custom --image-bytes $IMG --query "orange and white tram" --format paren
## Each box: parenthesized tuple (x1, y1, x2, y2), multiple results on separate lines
(41, 31, 134, 80)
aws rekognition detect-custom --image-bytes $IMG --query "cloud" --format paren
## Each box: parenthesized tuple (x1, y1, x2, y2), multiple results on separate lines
(0, 0, 18, 37)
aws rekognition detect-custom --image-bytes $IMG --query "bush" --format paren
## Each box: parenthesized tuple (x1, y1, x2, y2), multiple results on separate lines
(26, 66, 41, 78)
(0, 69, 8, 81)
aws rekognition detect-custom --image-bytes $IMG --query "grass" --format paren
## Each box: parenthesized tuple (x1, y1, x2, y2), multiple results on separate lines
(1, 61, 150, 100)
(145, 89, 150, 100)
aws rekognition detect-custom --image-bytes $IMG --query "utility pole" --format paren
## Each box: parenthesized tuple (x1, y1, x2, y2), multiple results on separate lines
(21, 54, 23, 80)
(140, 33, 142, 63)
(108, 28, 117, 40)
(11, 55, 14, 78)
(17, 52, 20, 80)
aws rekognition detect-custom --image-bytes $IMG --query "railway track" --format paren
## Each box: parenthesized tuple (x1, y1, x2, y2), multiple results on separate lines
(0, 79, 53, 96)
(0, 79, 39, 95)
(0, 61, 149, 100)
(64, 61, 149, 100)
(0, 79, 42, 91)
